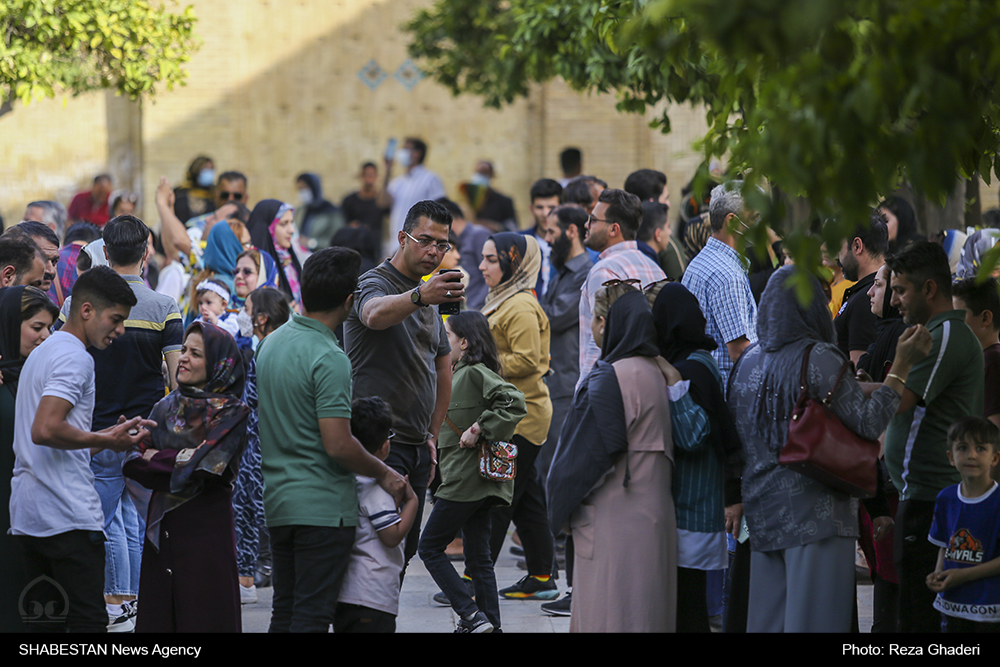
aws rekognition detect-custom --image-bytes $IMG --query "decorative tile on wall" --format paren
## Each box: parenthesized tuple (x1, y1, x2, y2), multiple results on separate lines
(357, 59, 388, 90)
(393, 59, 424, 92)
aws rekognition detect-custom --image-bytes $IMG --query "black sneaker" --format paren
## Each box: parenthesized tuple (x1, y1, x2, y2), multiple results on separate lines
(455, 611, 494, 633)
(540, 592, 572, 616)
(432, 577, 475, 606)
(254, 563, 272, 588)
(499, 575, 558, 600)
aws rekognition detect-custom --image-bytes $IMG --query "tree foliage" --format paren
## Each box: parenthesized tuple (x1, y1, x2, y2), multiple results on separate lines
(405, 0, 1000, 279)
(0, 0, 198, 116)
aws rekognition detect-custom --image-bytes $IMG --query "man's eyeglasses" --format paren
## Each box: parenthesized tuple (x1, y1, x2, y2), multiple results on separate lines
(219, 191, 244, 201)
(588, 214, 613, 226)
(404, 231, 451, 254)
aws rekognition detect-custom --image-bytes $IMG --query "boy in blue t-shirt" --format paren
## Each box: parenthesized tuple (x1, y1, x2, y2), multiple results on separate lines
(334, 397, 418, 633)
(927, 416, 1000, 632)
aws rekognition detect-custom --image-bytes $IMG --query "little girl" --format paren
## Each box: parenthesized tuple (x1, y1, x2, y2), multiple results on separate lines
(194, 278, 240, 338)
(417, 311, 526, 633)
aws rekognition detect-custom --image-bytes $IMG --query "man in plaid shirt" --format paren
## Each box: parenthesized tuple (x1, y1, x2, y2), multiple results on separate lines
(681, 181, 758, 389)
(577, 188, 665, 389)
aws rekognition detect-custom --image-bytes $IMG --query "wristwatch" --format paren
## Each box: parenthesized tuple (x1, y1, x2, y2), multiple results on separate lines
(410, 285, 428, 307)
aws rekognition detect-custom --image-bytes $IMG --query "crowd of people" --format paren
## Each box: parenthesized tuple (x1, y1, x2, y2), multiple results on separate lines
(1, 141, 999, 635)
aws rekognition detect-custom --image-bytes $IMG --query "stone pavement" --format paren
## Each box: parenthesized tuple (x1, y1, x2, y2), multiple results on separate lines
(239, 501, 876, 633)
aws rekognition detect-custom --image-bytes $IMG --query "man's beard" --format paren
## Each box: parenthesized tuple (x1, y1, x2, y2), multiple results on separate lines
(550, 233, 572, 269)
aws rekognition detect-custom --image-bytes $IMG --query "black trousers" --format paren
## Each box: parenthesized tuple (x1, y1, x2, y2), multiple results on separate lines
(894, 499, 940, 633)
(385, 441, 432, 580)
(17, 530, 107, 633)
(467, 436, 555, 579)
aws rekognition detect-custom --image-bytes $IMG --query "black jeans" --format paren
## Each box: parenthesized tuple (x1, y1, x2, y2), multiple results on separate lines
(418, 496, 501, 630)
(333, 603, 396, 633)
(268, 524, 356, 633)
(894, 499, 940, 633)
(17, 530, 107, 633)
(470, 437, 554, 579)
(385, 441, 432, 578)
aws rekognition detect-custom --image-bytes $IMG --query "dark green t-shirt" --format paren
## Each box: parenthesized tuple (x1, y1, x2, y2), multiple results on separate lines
(256, 314, 357, 528)
(884, 310, 984, 502)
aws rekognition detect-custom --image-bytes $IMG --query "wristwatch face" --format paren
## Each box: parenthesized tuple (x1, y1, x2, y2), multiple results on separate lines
(411, 287, 421, 306)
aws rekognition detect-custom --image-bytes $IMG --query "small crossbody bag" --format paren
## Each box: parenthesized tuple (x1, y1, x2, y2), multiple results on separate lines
(444, 416, 517, 482)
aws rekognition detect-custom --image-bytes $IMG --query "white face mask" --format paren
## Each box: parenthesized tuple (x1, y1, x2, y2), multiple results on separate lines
(298, 188, 313, 205)
(197, 168, 215, 188)
(237, 309, 254, 338)
(395, 148, 412, 168)
(470, 173, 491, 186)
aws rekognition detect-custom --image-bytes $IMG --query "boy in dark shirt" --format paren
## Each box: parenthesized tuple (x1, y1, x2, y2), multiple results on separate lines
(927, 417, 1000, 632)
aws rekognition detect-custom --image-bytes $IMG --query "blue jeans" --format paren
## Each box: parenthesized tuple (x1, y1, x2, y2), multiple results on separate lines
(418, 497, 501, 630)
(91, 450, 144, 597)
(268, 524, 356, 633)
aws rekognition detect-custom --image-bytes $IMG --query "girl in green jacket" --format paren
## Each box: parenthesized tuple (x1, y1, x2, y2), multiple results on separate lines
(417, 311, 526, 633)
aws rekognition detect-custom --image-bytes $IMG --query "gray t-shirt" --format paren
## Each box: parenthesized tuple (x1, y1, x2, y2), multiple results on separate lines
(343, 260, 450, 445)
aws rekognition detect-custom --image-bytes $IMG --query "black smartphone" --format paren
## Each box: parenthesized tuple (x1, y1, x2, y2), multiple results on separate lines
(438, 269, 462, 316)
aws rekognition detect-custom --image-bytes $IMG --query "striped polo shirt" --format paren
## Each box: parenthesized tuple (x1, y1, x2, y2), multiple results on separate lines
(59, 274, 183, 428)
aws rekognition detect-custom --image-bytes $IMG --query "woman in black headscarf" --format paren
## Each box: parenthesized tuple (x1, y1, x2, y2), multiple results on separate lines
(854, 262, 908, 632)
(247, 199, 303, 312)
(547, 287, 678, 632)
(123, 322, 249, 633)
(649, 281, 742, 633)
(0, 286, 58, 632)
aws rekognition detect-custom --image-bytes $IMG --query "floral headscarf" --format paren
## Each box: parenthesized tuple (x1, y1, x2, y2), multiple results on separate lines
(128, 322, 249, 550)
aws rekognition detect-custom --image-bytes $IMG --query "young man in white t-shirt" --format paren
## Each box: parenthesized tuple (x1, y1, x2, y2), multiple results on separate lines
(335, 397, 418, 633)
(10, 266, 154, 632)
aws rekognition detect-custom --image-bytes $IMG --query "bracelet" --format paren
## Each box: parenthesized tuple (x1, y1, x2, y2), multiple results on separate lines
(885, 373, 907, 385)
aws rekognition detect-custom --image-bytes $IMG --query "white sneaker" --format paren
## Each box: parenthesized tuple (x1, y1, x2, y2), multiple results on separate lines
(107, 605, 135, 633)
(240, 583, 258, 605)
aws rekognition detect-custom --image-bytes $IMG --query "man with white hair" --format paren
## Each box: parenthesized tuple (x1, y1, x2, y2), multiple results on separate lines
(680, 181, 758, 632)
(24, 200, 68, 241)
(681, 181, 758, 387)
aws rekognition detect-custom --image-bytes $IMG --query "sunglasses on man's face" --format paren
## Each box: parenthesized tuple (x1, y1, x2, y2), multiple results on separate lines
(219, 191, 244, 201)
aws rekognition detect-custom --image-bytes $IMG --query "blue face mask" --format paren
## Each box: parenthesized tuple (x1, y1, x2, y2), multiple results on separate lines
(470, 173, 491, 186)
(197, 168, 216, 188)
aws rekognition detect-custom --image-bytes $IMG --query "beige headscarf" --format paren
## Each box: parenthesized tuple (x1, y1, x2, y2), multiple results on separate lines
(480, 233, 541, 316)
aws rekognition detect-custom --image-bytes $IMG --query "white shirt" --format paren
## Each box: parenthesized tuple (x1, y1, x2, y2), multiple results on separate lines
(10, 332, 104, 537)
(337, 476, 404, 616)
(387, 165, 446, 242)
(154, 260, 188, 305)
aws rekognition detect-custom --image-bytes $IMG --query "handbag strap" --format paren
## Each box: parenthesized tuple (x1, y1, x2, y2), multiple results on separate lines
(797, 342, 852, 406)
(444, 415, 463, 437)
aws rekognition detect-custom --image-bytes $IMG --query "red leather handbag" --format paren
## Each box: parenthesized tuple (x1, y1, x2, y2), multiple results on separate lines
(779, 343, 879, 498)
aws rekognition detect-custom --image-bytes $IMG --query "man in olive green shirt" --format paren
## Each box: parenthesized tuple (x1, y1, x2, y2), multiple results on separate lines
(256, 247, 406, 633)
(884, 243, 984, 633)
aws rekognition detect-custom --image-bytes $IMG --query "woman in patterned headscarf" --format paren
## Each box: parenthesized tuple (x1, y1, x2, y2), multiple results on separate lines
(476, 233, 557, 599)
(123, 322, 249, 633)
(247, 199, 303, 313)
